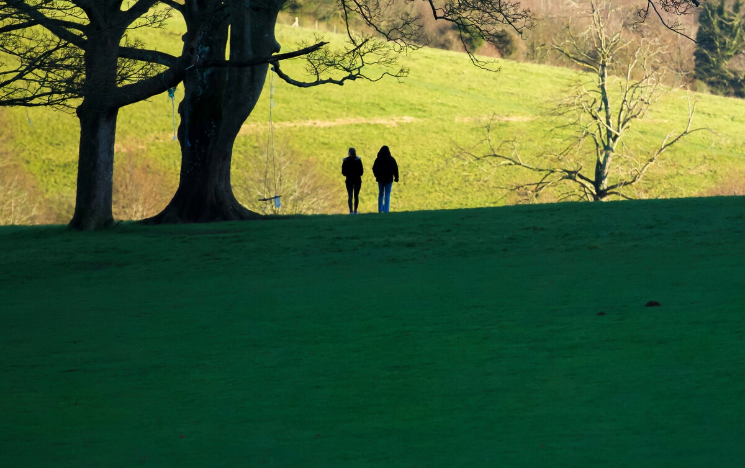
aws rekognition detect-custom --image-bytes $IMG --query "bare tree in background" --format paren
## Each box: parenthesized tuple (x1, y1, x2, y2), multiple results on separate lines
(0, 170, 37, 225)
(460, 0, 707, 202)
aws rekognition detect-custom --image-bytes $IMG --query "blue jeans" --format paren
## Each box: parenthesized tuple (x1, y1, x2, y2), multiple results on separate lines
(378, 182, 392, 213)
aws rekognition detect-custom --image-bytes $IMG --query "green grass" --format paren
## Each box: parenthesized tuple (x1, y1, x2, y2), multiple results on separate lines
(2, 197, 745, 466)
(2, 19, 745, 222)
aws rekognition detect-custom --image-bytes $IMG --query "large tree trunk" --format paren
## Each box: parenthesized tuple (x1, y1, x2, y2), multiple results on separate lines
(68, 105, 119, 230)
(146, 0, 282, 225)
(144, 69, 262, 223)
(69, 29, 122, 230)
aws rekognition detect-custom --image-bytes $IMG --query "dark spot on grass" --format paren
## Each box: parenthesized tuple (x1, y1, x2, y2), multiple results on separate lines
(597, 312, 606, 316)
(645, 301, 661, 307)
(178, 230, 234, 236)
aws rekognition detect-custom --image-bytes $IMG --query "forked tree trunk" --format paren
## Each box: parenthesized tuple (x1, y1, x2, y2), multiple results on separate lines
(144, 77, 262, 223)
(146, 1, 282, 224)
(143, 59, 266, 223)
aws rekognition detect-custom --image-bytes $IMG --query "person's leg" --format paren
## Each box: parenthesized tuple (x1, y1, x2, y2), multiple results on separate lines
(353, 182, 361, 213)
(378, 183, 384, 213)
(384, 182, 392, 212)
(345, 181, 354, 213)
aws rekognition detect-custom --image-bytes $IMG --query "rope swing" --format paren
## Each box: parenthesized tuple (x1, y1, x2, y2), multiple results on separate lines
(259, 69, 282, 212)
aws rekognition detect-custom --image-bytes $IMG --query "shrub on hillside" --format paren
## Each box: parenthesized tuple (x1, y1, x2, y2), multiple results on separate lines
(0, 173, 37, 226)
(703, 171, 745, 196)
(237, 145, 343, 215)
(0, 122, 38, 225)
(112, 151, 176, 221)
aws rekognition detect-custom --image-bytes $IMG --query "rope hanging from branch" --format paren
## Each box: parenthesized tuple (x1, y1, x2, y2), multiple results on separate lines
(260, 69, 281, 211)
(168, 86, 177, 141)
(162, 73, 178, 141)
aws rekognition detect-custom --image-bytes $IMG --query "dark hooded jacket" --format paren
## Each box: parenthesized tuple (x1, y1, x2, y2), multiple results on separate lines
(342, 156, 364, 184)
(372, 147, 399, 184)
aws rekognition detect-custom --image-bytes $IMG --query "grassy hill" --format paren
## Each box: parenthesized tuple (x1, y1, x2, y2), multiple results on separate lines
(2, 196, 745, 466)
(2, 19, 745, 223)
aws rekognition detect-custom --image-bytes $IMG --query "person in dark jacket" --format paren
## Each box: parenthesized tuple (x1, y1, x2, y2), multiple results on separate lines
(372, 145, 399, 213)
(341, 147, 364, 214)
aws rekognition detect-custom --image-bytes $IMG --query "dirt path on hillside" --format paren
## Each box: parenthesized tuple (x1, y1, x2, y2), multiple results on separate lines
(240, 116, 419, 133)
(455, 115, 535, 123)
(240, 114, 536, 133)
(121, 113, 536, 146)
(114, 116, 420, 150)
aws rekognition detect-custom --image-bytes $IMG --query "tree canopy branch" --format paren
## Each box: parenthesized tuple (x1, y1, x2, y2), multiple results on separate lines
(199, 41, 328, 68)
(271, 61, 360, 87)
(118, 46, 178, 66)
(3, 2, 87, 48)
(158, 0, 183, 14)
(123, 0, 161, 27)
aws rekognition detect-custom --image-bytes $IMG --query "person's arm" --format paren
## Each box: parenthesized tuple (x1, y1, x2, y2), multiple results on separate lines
(359, 160, 364, 177)
(393, 158, 399, 182)
(342, 159, 347, 177)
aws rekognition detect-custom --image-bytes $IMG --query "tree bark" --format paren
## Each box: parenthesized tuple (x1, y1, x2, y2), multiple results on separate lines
(69, 104, 119, 229)
(145, 60, 263, 224)
(594, 148, 612, 201)
(69, 28, 122, 230)
(146, 0, 282, 224)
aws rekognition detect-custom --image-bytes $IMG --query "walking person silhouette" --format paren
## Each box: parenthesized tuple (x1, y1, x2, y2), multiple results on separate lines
(341, 147, 364, 214)
(372, 145, 399, 213)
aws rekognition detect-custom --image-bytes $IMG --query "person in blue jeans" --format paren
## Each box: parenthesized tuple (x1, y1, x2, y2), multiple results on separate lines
(372, 145, 399, 213)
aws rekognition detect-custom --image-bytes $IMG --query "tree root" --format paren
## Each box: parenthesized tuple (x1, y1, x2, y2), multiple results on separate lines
(141, 189, 261, 225)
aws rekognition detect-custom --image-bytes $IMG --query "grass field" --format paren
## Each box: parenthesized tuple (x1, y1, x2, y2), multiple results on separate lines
(2, 19, 745, 223)
(2, 196, 745, 466)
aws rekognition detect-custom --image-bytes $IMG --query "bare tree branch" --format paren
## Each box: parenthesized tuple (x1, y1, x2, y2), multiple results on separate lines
(118, 47, 178, 66)
(271, 60, 403, 87)
(158, 0, 183, 13)
(273, 33, 408, 88)
(1, 1, 87, 48)
(635, 0, 697, 42)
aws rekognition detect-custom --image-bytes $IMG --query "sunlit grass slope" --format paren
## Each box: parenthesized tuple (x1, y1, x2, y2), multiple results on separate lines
(2, 196, 745, 466)
(2, 18, 745, 221)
